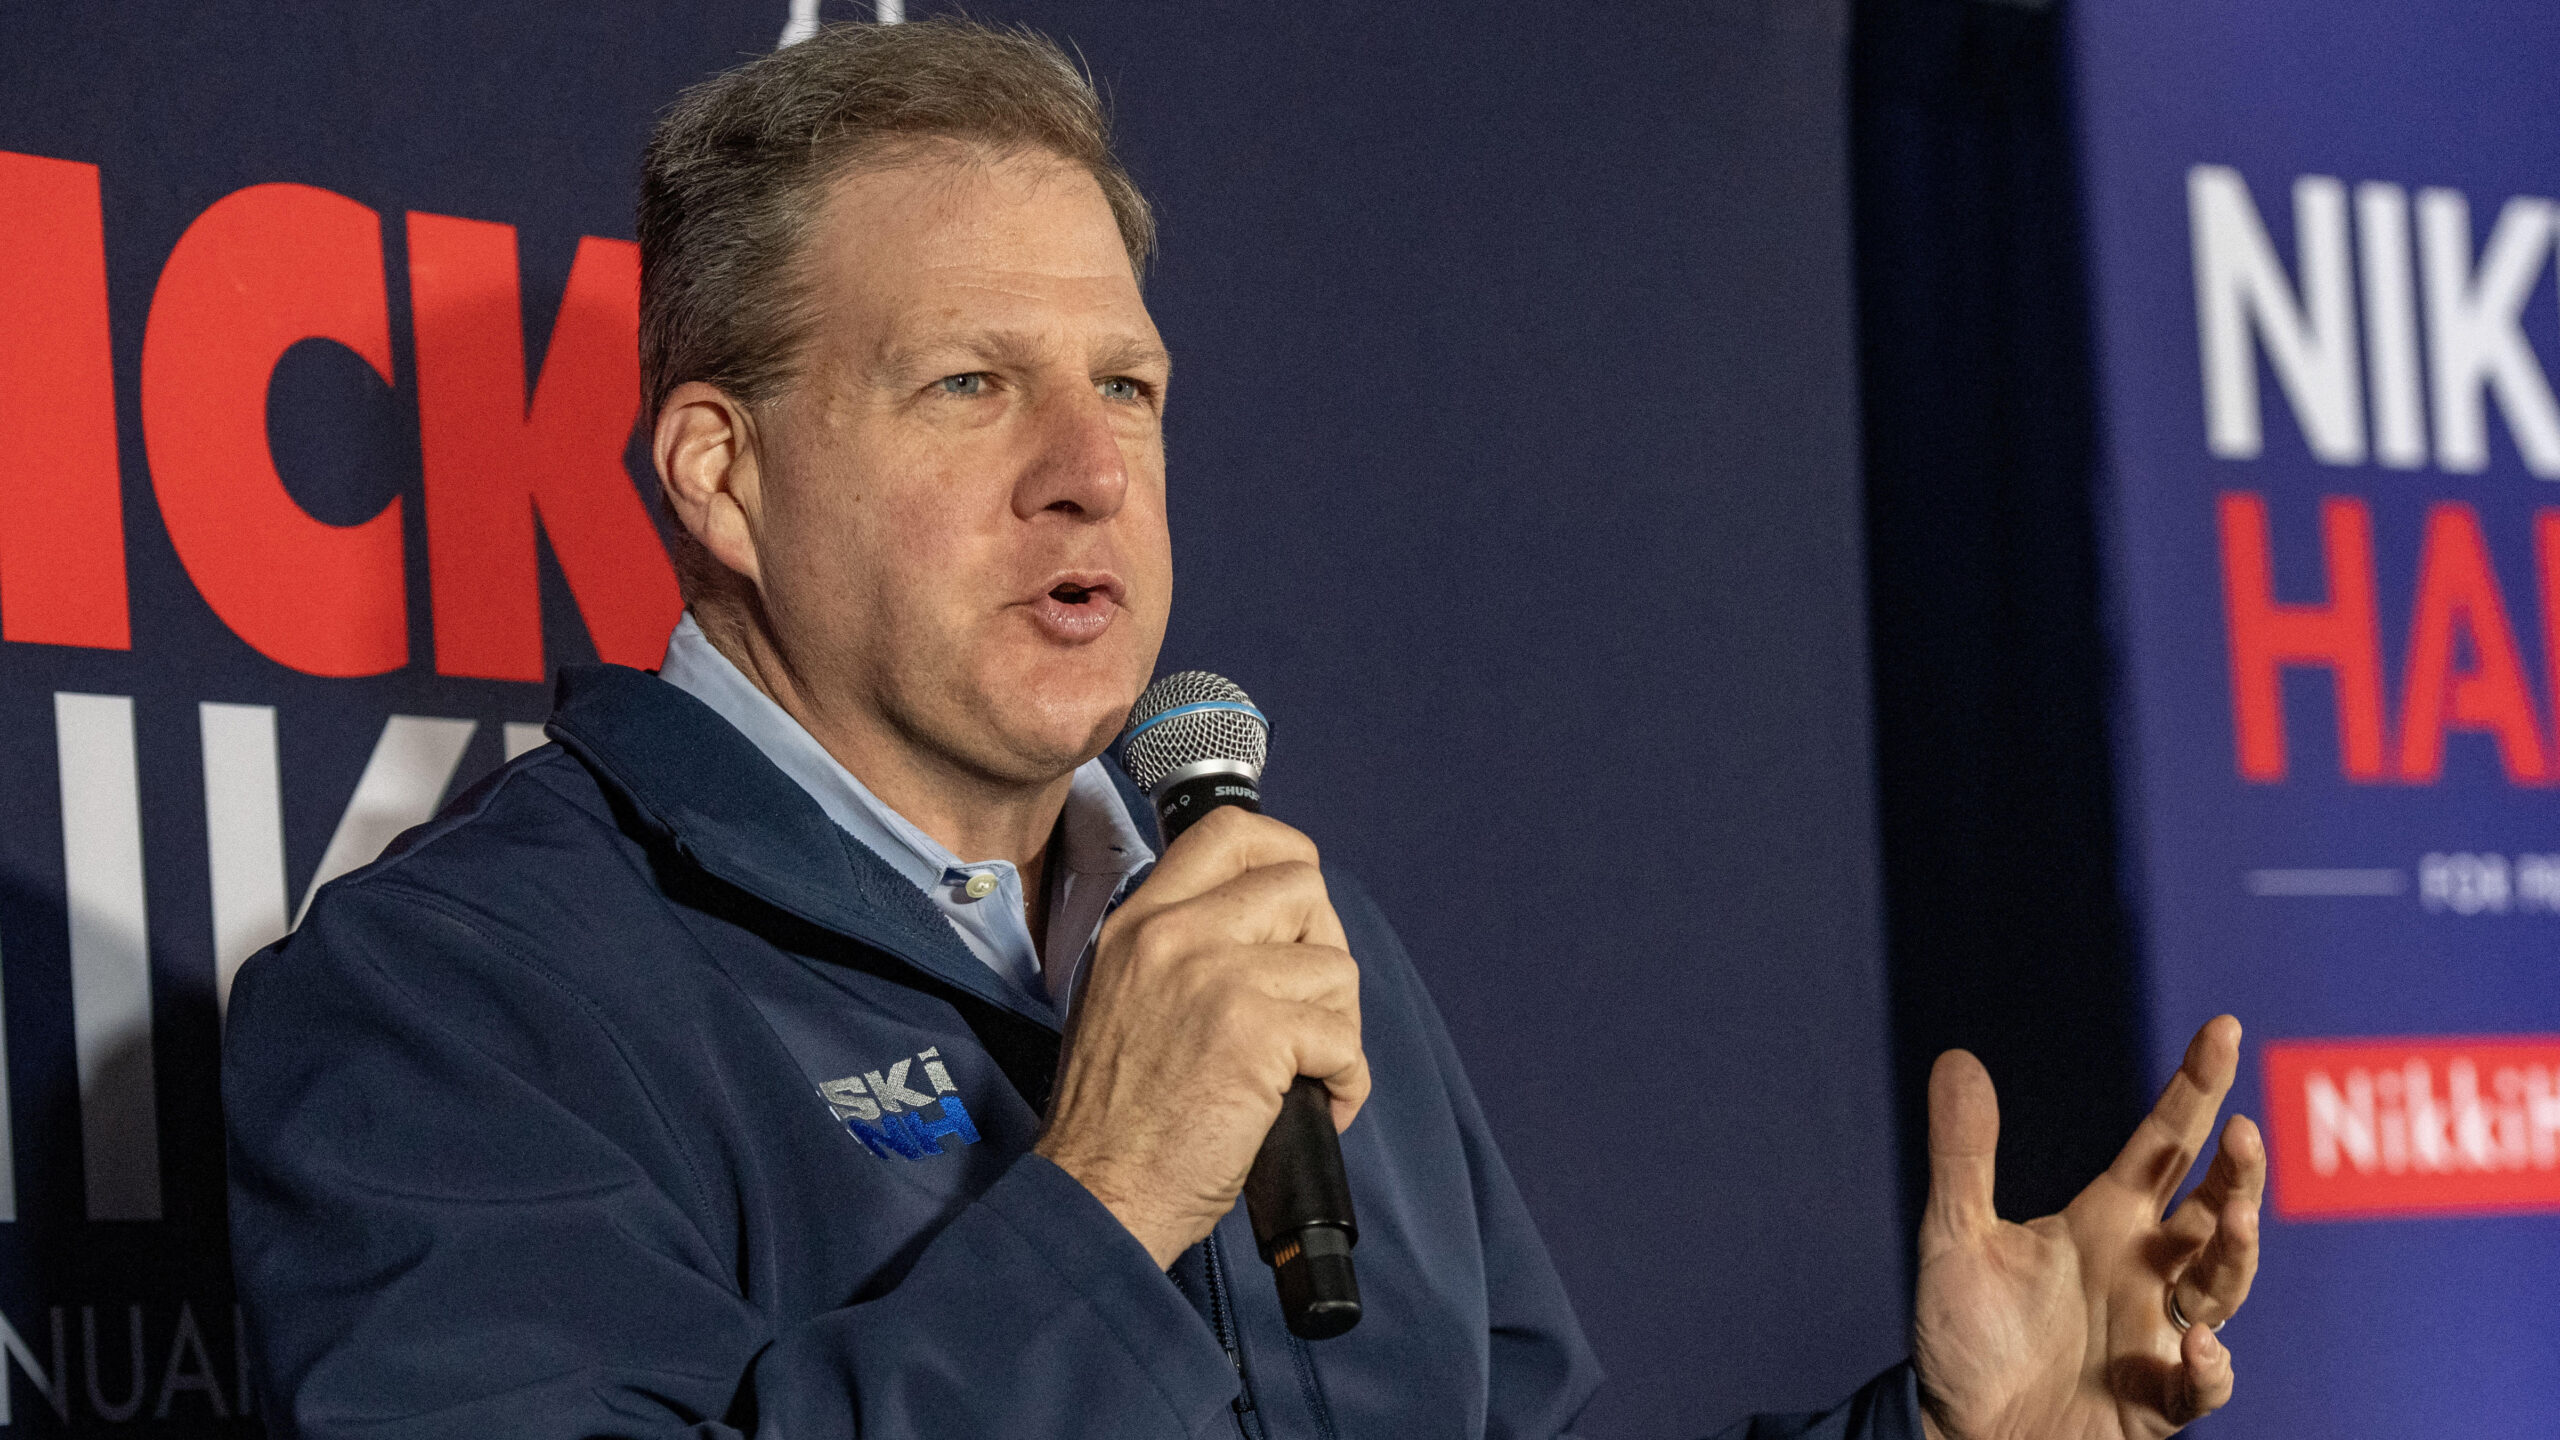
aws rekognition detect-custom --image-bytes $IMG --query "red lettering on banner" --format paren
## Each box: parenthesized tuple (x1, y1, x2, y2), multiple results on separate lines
(2533, 509, 2560, 744)
(407, 215, 678, 679)
(2395, 502, 2550, 782)
(2218, 491, 2389, 780)
(0, 151, 131, 648)
(2264, 1037, 2560, 1219)
(141, 184, 407, 676)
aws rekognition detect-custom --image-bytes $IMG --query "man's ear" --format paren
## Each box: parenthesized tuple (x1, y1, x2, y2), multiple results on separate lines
(655, 381, 765, 587)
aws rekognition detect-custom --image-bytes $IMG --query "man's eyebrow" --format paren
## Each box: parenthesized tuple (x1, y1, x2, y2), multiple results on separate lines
(1091, 337, 1173, 377)
(874, 329, 1028, 377)
(874, 329, 1170, 378)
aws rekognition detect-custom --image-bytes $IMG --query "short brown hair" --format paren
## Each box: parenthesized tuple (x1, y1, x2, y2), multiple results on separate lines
(638, 19, 1156, 421)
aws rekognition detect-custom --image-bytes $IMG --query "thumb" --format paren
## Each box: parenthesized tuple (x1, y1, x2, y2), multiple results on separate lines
(1926, 1049, 2000, 1245)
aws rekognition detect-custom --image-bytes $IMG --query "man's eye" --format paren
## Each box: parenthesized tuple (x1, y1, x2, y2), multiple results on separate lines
(937, 373, 988, 396)
(1097, 376, 1140, 402)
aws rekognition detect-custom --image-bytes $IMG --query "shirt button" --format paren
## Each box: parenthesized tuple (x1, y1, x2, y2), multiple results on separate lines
(962, 872, 999, 900)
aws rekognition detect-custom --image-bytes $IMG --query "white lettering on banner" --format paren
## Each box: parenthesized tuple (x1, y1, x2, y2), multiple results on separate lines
(206, 711, 481, 1017)
(153, 1303, 226, 1419)
(2354, 181, 2429, 468)
(2304, 1068, 2377, 1174)
(2304, 1060, 2560, 1178)
(51, 700, 488, 1223)
(291, 715, 478, 928)
(2417, 189, 2560, 475)
(0, 1302, 249, 1424)
(2421, 850, 2514, 913)
(2190, 165, 2365, 464)
(502, 720, 548, 761)
(85, 1304, 142, 1423)
(55, 693, 159, 1224)
(2410, 851, 2560, 913)
(0, 1304, 67, 1425)
(200, 702, 285, 1021)
(2520, 855, 2560, 910)
(2191, 163, 2560, 476)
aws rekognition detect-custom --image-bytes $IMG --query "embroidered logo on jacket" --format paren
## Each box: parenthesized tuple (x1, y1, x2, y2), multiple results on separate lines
(817, 1047, 982, 1161)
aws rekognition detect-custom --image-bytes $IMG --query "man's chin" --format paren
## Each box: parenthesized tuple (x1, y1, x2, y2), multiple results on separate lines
(952, 730, 1120, 792)
(998, 655, 1149, 740)
(938, 692, 1138, 789)
(924, 640, 1154, 782)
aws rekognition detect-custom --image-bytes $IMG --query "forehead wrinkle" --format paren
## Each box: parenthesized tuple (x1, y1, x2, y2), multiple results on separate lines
(873, 322, 1167, 381)
(824, 148, 1132, 283)
(871, 325, 1047, 378)
(801, 155, 1159, 395)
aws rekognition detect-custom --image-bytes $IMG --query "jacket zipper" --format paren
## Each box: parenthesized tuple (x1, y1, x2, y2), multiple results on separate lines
(1200, 1230, 1265, 1438)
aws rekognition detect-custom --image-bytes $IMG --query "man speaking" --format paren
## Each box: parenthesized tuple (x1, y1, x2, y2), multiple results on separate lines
(224, 20, 2263, 1439)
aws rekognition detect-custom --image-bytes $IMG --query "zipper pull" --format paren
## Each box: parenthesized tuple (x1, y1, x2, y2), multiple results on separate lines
(1201, 1231, 1258, 1418)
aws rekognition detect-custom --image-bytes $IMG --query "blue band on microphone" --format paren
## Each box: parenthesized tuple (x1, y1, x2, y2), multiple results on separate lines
(1123, 699, 1270, 743)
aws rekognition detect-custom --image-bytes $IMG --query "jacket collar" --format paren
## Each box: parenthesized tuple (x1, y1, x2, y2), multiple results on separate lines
(544, 663, 1130, 1033)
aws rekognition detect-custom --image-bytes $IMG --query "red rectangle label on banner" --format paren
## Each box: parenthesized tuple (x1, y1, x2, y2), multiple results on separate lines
(2263, 1037, 2560, 1220)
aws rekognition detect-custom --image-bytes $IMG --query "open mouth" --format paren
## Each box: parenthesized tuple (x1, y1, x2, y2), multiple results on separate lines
(1028, 574, 1122, 640)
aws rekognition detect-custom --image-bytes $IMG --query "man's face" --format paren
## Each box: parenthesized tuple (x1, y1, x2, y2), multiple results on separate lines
(746, 147, 1172, 787)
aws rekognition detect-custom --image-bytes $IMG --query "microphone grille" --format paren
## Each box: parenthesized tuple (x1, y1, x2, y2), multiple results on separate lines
(1118, 670, 1269, 794)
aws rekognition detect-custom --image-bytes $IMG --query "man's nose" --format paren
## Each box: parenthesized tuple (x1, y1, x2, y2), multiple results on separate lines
(1011, 383, 1130, 523)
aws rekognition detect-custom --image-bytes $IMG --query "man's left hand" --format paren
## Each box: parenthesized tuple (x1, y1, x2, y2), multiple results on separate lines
(1912, 1014, 2264, 1440)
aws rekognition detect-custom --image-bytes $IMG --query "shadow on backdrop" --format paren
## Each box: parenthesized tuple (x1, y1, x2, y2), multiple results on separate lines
(1850, 0, 2153, 1230)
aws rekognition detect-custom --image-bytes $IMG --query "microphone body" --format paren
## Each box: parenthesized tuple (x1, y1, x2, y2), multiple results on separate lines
(1121, 675, 1362, 1341)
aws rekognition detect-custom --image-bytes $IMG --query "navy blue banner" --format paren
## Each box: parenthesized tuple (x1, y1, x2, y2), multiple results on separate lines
(2073, 1, 2560, 1432)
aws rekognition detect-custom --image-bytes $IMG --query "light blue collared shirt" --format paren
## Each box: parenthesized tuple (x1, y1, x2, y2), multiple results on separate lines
(657, 613, 1155, 1005)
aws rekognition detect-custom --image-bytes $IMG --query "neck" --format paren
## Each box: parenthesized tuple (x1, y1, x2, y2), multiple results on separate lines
(690, 601, 1073, 898)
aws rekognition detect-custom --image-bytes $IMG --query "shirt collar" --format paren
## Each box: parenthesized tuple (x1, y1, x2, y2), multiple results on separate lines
(1057, 757, 1156, 881)
(541, 664, 1045, 1030)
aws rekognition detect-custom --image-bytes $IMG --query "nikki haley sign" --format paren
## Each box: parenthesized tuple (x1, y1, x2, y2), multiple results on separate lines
(2072, 1, 2560, 1433)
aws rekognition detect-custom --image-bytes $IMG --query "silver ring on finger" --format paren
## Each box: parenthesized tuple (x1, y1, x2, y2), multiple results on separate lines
(2166, 1285, 2225, 1335)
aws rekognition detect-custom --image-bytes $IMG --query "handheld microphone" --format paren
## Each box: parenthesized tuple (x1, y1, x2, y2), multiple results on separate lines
(1118, 671, 1362, 1341)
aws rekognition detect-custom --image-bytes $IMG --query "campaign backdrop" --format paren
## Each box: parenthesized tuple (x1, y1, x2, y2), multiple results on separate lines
(2071, 1, 2560, 1434)
(0, 3, 1905, 1435)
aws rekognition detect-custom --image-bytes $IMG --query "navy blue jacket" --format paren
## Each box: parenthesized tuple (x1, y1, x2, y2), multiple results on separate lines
(225, 664, 1923, 1440)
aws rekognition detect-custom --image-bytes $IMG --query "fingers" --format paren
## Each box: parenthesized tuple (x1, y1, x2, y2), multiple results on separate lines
(1080, 926, 1365, 1093)
(2170, 1110, 2267, 1228)
(1039, 809, 1369, 1267)
(1098, 870, 1348, 1013)
(1924, 1049, 2000, 1242)
(1105, 809, 1346, 957)
(1203, 976, 1369, 1129)
(2170, 1115, 2265, 1328)
(2160, 1106, 2258, 1250)
(1125, 806, 1322, 915)
(1215, 950, 1365, 1107)
(1222, 942, 1365, 1016)
(2103, 1014, 2242, 1208)
(1285, 1003, 1373, 1129)
(1244, 989, 1366, 1085)
(2173, 1317, 2234, 1424)
(1166, 937, 1368, 1126)
(1179, 859, 1349, 950)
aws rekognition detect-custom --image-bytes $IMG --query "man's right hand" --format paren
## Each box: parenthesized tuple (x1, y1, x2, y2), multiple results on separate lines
(1035, 806, 1368, 1268)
